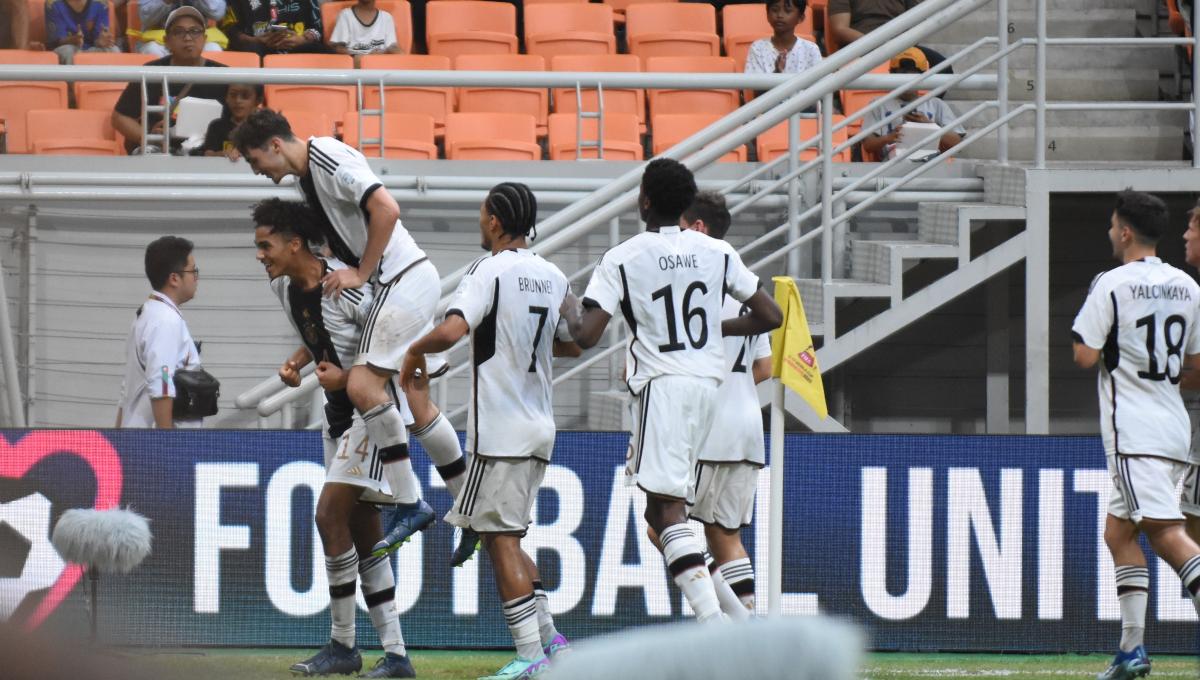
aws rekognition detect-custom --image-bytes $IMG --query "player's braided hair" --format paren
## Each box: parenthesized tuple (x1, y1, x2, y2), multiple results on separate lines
(252, 198, 326, 249)
(641, 158, 697, 224)
(485, 182, 538, 240)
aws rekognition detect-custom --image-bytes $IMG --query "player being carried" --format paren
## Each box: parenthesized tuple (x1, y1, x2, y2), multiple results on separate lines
(401, 183, 580, 680)
(1071, 190, 1200, 680)
(252, 199, 414, 678)
(233, 110, 480, 566)
(560, 158, 782, 624)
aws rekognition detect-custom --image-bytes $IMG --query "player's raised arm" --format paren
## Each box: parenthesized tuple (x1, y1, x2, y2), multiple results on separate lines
(721, 287, 782, 337)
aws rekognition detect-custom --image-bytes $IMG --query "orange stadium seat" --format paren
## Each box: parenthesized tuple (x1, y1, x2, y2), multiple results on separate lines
(359, 54, 454, 135)
(0, 49, 57, 64)
(840, 88, 888, 138)
(263, 54, 356, 127)
(444, 112, 540, 160)
(651, 113, 746, 162)
(626, 3, 719, 60)
(72, 53, 155, 127)
(203, 50, 260, 67)
(756, 115, 850, 163)
(26, 108, 121, 156)
(342, 113, 438, 159)
(645, 56, 738, 120)
(722, 3, 816, 71)
(278, 109, 336, 139)
(550, 53, 645, 131)
(455, 53, 549, 135)
(0, 50, 66, 154)
(426, 1, 517, 58)
(547, 112, 642, 160)
(525, 0, 591, 4)
(601, 0, 676, 24)
(321, 0, 412, 54)
(524, 3, 615, 58)
(27, 0, 45, 45)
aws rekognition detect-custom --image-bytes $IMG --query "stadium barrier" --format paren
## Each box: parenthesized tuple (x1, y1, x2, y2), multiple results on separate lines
(0, 429, 1194, 652)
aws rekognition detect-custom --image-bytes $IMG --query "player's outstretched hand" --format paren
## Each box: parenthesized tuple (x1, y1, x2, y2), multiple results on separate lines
(315, 361, 347, 391)
(321, 268, 365, 298)
(400, 351, 428, 393)
(278, 359, 302, 387)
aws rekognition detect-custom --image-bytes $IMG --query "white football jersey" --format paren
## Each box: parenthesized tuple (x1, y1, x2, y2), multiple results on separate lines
(299, 137, 426, 283)
(446, 249, 570, 461)
(118, 293, 203, 428)
(1072, 256, 1200, 462)
(583, 226, 761, 394)
(697, 297, 772, 464)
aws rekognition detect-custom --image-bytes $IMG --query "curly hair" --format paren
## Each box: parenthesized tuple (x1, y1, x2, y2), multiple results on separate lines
(252, 198, 326, 249)
(485, 182, 538, 240)
(641, 158, 697, 224)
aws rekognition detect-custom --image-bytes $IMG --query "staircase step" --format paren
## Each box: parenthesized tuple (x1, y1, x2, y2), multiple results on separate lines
(796, 277, 897, 330)
(978, 164, 1028, 206)
(947, 68, 1163, 102)
(929, 44, 1173, 73)
(971, 107, 1188, 128)
(850, 240, 961, 284)
(960, 124, 1186, 161)
(925, 9, 1136, 44)
(917, 201, 1028, 245)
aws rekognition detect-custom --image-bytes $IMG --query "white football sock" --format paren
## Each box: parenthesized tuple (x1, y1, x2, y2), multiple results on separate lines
(325, 547, 358, 648)
(659, 524, 723, 623)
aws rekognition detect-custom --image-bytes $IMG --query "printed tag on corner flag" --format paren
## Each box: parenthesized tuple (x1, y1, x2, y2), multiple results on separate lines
(770, 276, 828, 419)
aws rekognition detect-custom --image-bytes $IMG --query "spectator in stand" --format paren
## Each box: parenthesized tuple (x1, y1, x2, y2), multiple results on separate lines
(112, 6, 228, 153)
(137, 0, 226, 56)
(860, 48, 962, 160)
(827, 0, 950, 72)
(0, 0, 43, 48)
(45, 0, 119, 63)
(743, 0, 821, 75)
(220, 0, 329, 55)
(191, 82, 263, 159)
(329, 0, 401, 67)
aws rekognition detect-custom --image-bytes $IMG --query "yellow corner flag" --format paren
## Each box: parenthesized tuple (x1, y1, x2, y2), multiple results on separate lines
(770, 276, 827, 419)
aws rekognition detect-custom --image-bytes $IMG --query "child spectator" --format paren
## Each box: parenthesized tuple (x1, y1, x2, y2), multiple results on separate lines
(860, 48, 963, 161)
(136, 0, 226, 56)
(191, 82, 263, 158)
(220, 0, 328, 55)
(45, 0, 119, 63)
(330, 0, 401, 67)
(743, 0, 821, 75)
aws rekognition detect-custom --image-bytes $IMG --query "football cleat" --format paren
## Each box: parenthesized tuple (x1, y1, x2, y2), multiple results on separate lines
(289, 639, 362, 676)
(478, 655, 550, 680)
(450, 526, 481, 567)
(360, 652, 417, 678)
(542, 633, 571, 660)
(372, 499, 436, 557)
(1096, 646, 1151, 680)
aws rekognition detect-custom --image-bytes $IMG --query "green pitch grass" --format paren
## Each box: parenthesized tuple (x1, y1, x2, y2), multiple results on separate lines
(129, 648, 1200, 679)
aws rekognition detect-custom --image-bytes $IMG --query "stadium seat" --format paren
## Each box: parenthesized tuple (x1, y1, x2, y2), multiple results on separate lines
(645, 56, 738, 120)
(840, 88, 888, 138)
(426, 1, 518, 59)
(278, 109, 336, 140)
(342, 113, 438, 159)
(455, 53, 549, 136)
(547, 112, 642, 160)
(126, 0, 141, 47)
(444, 112, 540, 160)
(525, 0, 591, 4)
(203, 50, 260, 67)
(360, 54, 453, 135)
(0, 51, 67, 153)
(26, 108, 121, 156)
(601, 0, 676, 23)
(755, 116, 850, 163)
(550, 53, 645, 131)
(0, 49, 58, 64)
(321, 0, 412, 54)
(625, 3, 719, 60)
(524, 3, 615, 58)
(263, 54, 356, 128)
(71, 53, 156, 125)
(27, 0, 46, 45)
(722, 3, 816, 71)
(651, 113, 746, 162)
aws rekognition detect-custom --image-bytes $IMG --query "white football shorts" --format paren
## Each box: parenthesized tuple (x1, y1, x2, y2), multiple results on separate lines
(1181, 464, 1200, 518)
(1107, 453, 1188, 523)
(445, 455, 547, 535)
(354, 259, 448, 376)
(625, 375, 719, 502)
(689, 461, 761, 530)
(323, 416, 392, 504)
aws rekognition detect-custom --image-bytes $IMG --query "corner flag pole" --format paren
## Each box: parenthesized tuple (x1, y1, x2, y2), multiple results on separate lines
(767, 379, 785, 617)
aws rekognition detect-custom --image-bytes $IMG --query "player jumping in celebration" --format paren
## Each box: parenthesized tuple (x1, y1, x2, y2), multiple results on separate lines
(401, 184, 578, 680)
(560, 159, 782, 624)
(233, 110, 479, 564)
(1071, 190, 1200, 680)
(253, 199, 415, 678)
(681, 191, 771, 619)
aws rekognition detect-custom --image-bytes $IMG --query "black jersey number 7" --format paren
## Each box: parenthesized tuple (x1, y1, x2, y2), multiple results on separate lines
(528, 306, 549, 372)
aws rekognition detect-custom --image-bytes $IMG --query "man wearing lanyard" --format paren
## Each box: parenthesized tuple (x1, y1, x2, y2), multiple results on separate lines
(117, 236, 204, 428)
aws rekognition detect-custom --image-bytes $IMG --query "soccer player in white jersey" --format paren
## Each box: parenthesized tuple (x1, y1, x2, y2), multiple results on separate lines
(400, 184, 579, 680)
(1071, 190, 1200, 680)
(561, 159, 782, 624)
(233, 110, 477, 561)
(117, 236, 204, 429)
(253, 200, 416, 678)
(681, 192, 772, 619)
(1179, 200, 1200, 544)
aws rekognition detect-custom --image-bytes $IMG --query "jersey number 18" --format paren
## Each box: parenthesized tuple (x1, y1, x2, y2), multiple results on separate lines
(1136, 313, 1186, 383)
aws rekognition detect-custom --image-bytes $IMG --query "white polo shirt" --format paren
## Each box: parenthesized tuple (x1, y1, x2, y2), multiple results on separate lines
(118, 293, 203, 428)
